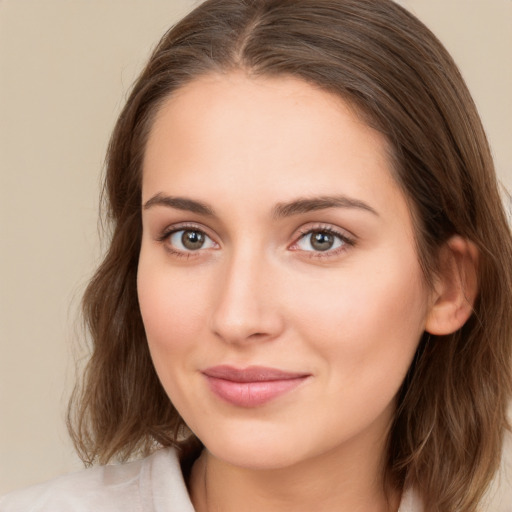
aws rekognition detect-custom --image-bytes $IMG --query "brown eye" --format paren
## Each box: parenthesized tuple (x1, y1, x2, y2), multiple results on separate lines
(181, 230, 205, 250)
(310, 231, 335, 251)
(168, 229, 216, 252)
(296, 229, 346, 252)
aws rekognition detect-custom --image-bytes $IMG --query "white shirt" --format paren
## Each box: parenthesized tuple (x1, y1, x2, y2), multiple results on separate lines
(0, 448, 422, 511)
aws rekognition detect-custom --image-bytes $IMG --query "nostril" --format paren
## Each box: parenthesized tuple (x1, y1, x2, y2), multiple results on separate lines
(248, 332, 267, 339)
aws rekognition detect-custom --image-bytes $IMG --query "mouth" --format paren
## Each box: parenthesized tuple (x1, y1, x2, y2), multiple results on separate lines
(202, 365, 311, 408)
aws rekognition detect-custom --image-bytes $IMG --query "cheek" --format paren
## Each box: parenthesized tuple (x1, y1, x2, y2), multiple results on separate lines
(292, 253, 428, 384)
(137, 255, 217, 419)
(137, 255, 210, 360)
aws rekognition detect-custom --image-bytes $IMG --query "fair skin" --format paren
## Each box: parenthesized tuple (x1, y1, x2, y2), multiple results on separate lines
(137, 72, 474, 512)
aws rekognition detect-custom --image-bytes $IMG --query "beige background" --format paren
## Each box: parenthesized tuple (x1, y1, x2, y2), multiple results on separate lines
(1, 0, 511, 507)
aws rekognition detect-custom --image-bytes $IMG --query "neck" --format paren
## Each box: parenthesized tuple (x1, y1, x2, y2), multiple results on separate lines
(189, 436, 400, 512)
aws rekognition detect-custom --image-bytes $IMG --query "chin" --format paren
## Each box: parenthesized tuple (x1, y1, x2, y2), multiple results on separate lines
(208, 443, 302, 471)
(195, 422, 317, 471)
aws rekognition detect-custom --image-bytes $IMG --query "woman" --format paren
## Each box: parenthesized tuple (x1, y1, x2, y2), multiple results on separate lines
(2, 0, 511, 511)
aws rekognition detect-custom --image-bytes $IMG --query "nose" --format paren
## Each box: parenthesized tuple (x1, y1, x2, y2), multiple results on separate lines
(209, 249, 285, 345)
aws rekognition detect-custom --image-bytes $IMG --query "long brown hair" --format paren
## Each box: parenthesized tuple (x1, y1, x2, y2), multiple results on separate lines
(68, 1, 512, 510)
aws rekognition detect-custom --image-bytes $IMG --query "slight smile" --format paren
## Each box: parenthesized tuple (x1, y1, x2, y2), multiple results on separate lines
(202, 366, 311, 408)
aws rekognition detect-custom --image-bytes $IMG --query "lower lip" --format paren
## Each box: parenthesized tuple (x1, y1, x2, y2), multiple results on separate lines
(205, 376, 308, 407)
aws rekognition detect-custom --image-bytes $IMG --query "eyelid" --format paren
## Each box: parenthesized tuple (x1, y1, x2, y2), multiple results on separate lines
(156, 222, 220, 256)
(154, 221, 355, 258)
(156, 222, 217, 242)
(288, 223, 356, 255)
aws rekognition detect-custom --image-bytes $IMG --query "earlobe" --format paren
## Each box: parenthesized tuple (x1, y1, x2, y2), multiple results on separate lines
(425, 235, 479, 336)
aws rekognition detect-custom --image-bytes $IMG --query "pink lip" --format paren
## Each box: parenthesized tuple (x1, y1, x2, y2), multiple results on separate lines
(202, 365, 310, 408)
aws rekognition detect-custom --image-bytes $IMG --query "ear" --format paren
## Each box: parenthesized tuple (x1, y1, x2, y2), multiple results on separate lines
(425, 235, 479, 336)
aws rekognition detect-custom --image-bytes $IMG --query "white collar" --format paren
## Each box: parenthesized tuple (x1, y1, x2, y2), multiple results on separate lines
(398, 487, 423, 512)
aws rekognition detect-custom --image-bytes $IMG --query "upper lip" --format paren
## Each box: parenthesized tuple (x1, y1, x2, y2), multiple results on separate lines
(202, 365, 310, 382)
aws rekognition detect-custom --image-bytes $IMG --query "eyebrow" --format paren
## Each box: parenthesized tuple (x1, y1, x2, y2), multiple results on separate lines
(142, 193, 378, 218)
(143, 194, 215, 216)
(272, 195, 378, 218)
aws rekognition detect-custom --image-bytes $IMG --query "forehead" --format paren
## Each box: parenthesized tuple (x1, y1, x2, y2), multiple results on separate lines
(142, 72, 407, 224)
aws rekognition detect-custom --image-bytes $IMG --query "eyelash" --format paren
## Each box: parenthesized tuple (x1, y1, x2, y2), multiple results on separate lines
(291, 225, 355, 259)
(156, 223, 355, 259)
(156, 223, 217, 259)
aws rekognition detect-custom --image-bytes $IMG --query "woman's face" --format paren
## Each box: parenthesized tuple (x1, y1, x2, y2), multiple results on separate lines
(138, 73, 433, 470)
